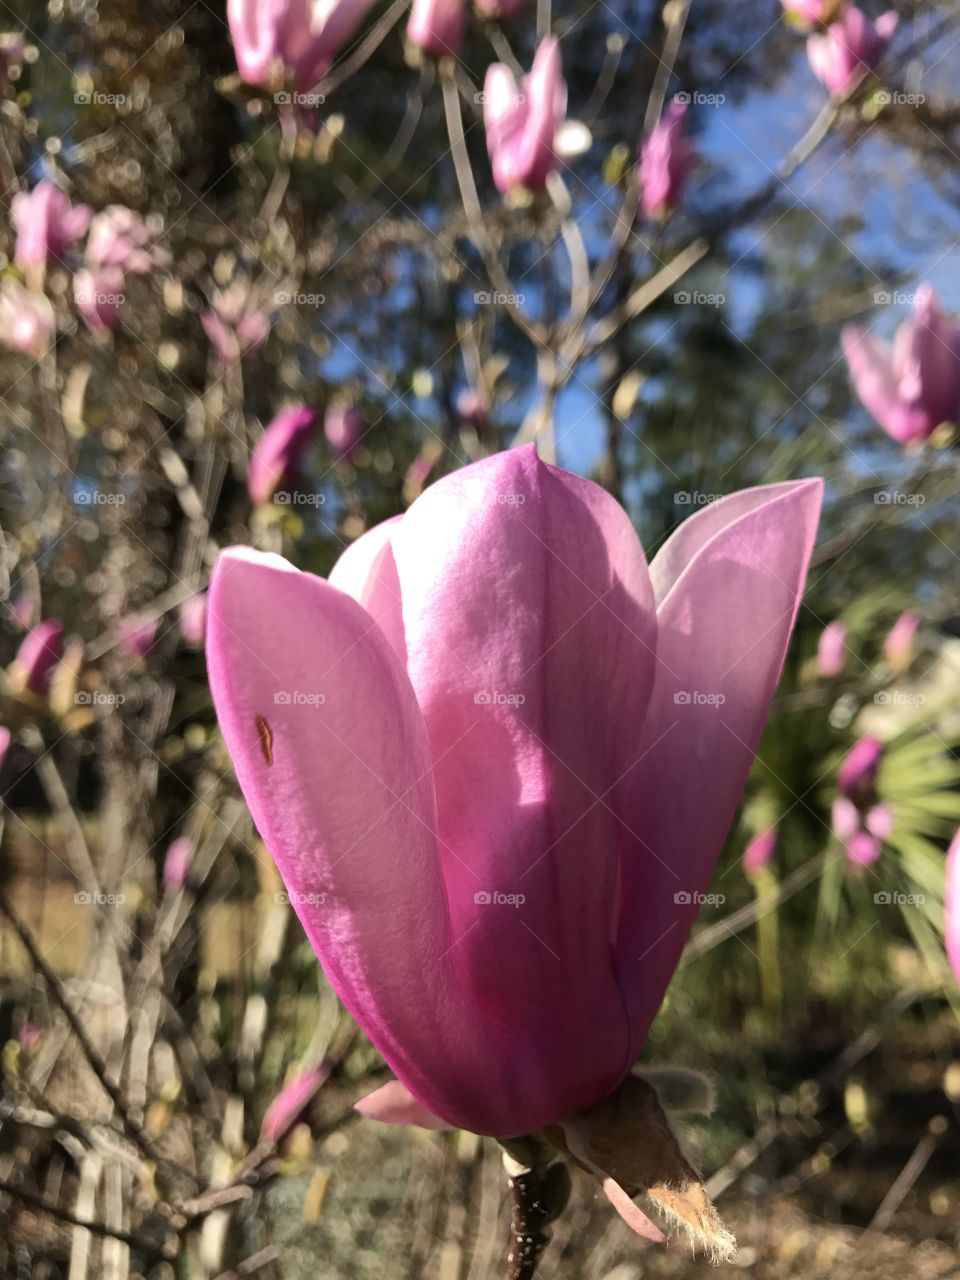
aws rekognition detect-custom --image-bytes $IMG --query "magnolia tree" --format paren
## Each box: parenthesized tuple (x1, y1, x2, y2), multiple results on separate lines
(1, 0, 959, 1276)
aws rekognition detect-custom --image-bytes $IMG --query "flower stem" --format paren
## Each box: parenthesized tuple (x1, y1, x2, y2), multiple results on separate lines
(502, 1151, 570, 1280)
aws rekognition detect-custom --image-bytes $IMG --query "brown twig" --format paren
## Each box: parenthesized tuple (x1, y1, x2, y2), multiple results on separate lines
(0, 1176, 175, 1263)
(680, 851, 828, 963)
(214, 1245, 281, 1279)
(0, 887, 198, 1191)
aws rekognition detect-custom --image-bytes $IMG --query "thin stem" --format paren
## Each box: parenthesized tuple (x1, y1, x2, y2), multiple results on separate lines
(681, 851, 827, 963)
(501, 1152, 570, 1280)
(0, 887, 198, 1191)
(0, 1177, 175, 1262)
(317, 0, 409, 97)
(439, 64, 545, 349)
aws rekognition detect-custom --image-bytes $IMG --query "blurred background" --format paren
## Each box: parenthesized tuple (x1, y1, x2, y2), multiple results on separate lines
(1, 0, 959, 1275)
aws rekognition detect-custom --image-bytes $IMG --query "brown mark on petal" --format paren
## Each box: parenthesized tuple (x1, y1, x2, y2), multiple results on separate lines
(255, 715, 274, 766)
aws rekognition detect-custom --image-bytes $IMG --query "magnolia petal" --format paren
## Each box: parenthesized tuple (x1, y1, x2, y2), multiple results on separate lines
(842, 325, 932, 444)
(206, 546, 493, 1131)
(387, 444, 658, 1129)
(355, 1080, 452, 1130)
(649, 481, 817, 608)
(865, 802, 893, 840)
(615, 479, 822, 1048)
(832, 797, 860, 842)
(602, 1178, 669, 1244)
(892, 284, 960, 430)
(847, 830, 882, 867)
(328, 516, 406, 659)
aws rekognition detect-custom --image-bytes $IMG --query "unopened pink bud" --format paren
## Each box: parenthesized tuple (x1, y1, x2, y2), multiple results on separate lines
(260, 1068, 326, 1142)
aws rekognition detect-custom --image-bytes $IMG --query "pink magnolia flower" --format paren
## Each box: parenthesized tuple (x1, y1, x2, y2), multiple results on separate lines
(324, 406, 364, 462)
(207, 447, 821, 1139)
(842, 285, 960, 445)
(838, 735, 884, 800)
(163, 836, 194, 889)
(834, 738, 890, 866)
(817, 619, 848, 677)
(484, 36, 567, 195)
(832, 795, 860, 842)
(179, 593, 207, 647)
(12, 179, 91, 269)
(228, 0, 378, 92)
(456, 388, 488, 430)
(865, 802, 893, 840)
(840, 799, 893, 866)
(882, 610, 918, 672)
(117, 614, 158, 661)
(0, 281, 55, 357)
(743, 827, 778, 876)
(86, 206, 168, 275)
(807, 7, 898, 98)
(260, 1067, 326, 1141)
(248, 405, 318, 505)
(11, 619, 64, 695)
(74, 265, 125, 333)
(946, 828, 960, 984)
(639, 101, 697, 217)
(202, 283, 271, 366)
(407, 0, 463, 56)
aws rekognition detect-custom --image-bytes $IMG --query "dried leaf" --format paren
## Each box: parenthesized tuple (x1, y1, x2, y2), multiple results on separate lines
(549, 1075, 736, 1264)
